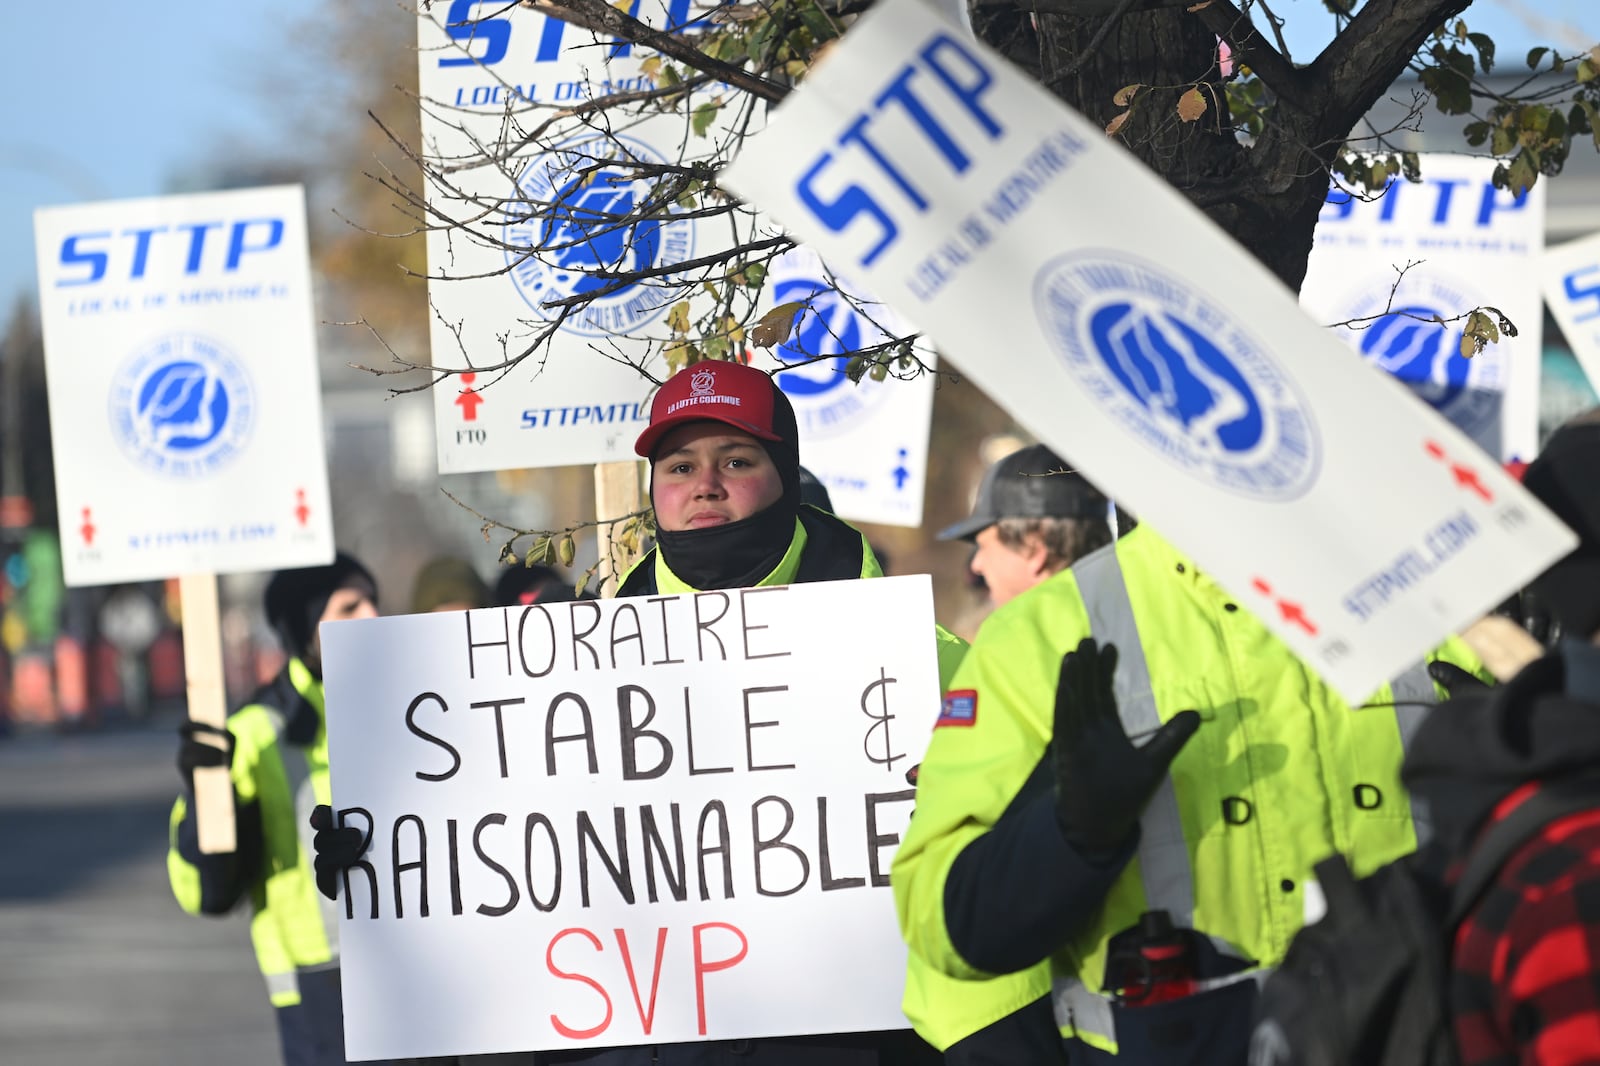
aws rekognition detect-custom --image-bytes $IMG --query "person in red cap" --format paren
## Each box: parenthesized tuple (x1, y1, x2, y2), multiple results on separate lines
(618, 359, 887, 595)
(310, 360, 963, 1066)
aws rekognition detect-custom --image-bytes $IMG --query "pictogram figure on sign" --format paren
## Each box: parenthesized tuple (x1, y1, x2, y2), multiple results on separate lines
(1423, 439, 1493, 503)
(456, 372, 484, 422)
(80, 507, 97, 547)
(1251, 577, 1318, 636)
(892, 448, 911, 491)
(295, 488, 310, 527)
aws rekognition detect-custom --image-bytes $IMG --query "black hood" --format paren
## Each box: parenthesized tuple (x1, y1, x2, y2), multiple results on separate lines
(1402, 649, 1600, 857)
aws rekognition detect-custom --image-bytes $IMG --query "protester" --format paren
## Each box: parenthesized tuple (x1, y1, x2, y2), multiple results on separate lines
(167, 552, 384, 1066)
(410, 556, 490, 614)
(1403, 413, 1600, 1064)
(895, 444, 1119, 1065)
(892, 513, 1490, 1065)
(313, 359, 963, 1064)
(939, 443, 1112, 610)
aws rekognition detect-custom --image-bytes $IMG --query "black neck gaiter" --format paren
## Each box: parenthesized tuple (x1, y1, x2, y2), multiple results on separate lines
(654, 485, 800, 590)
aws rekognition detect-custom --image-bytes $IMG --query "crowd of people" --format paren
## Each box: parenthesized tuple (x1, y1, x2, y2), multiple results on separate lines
(168, 359, 1600, 1066)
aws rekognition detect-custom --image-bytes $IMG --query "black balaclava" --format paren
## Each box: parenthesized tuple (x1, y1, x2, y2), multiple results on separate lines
(651, 388, 802, 591)
(263, 552, 379, 673)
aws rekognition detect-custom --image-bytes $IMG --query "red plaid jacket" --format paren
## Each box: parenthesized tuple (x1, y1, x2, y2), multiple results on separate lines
(1451, 782, 1600, 1066)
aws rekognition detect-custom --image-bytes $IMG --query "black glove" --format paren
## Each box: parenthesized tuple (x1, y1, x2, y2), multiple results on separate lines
(177, 721, 234, 790)
(309, 804, 368, 902)
(1051, 637, 1200, 856)
(1426, 660, 1490, 699)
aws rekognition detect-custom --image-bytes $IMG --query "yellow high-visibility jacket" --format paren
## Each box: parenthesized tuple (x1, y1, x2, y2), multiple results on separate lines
(893, 524, 1489, 1055)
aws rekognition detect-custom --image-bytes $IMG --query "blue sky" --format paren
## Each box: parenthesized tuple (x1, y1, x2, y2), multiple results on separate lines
(3, 0, 1598, 311)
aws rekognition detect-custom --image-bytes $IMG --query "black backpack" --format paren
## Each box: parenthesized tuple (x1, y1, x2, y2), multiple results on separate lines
(1248, 778, 1600, 1066)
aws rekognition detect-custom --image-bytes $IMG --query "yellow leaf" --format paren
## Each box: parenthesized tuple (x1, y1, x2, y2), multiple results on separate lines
(1105, 110, 1131, 136)
(558, 536, 576, 568)
(751, 301, 806, 348)
(666, 300, 692, 334)
(1113, 83, 1143, 107)
(1459, 331, 1476, 359)
(1177, 87, 1208, 122)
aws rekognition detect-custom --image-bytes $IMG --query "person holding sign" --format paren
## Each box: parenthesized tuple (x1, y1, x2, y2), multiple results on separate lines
(168, 552, 389, 1066)
(891, 521, 1490, 1066)
(313, 359, 960, 1064)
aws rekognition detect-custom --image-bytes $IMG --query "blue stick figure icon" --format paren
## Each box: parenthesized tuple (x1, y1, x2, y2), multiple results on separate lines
(892, 448, 911, 491)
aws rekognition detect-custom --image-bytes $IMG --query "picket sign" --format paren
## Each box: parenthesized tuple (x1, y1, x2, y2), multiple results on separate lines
(1541, 230, 1600, 394)
(323, 576, 941, 1059)
(415, 4, 936, 527)
(32, 185, 334, 852)
(721, 0, 1576, 701)
(1299, 154, 1546, 462)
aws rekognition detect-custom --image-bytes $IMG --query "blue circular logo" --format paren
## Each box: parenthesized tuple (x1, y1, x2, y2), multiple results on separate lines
(767, 265, 895, 439)
(1035, 252, 1321, 500)
(109, 334, 255, 478)
(1338, 275, 1503, 447)
(505, 133, 696, 338)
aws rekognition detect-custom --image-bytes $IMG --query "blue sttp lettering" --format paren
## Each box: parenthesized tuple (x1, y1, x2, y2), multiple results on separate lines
(919, 33, 1003, 139)
(126, 226, 167, 279)
(533, 0, 709, 63)
(180, 222, 224, 274)
(1565, 265, 1600, 324)
(1321, 190, 1356, 221)
(839, 111, 928, 210)
(796, 153, 899, 268)
(1429, 178, 1469, 224)
(875, 66, 971, 173)
(1476, 182, 1528, 226)
(57, 232, 110, 287)
(440, 0, 513, 66)
(225, 218, 284, 270)
(1378, 179, 1404, 222)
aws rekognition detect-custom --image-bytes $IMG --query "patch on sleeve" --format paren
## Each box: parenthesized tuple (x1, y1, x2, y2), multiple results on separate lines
(937, 690, 978, 728)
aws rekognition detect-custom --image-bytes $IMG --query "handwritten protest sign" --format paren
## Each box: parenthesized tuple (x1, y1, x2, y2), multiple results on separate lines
(322, 576, 940, 1059)
(720, 0, 1576, 701)
(1300, 154, 1546, 461)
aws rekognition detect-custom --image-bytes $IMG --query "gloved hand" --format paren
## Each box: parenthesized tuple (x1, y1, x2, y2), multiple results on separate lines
(1051, 637, 1200, 856)
(177, 721, 234, 790)
(1425, 660, 1490, 699)
(309, 804, 368, 902)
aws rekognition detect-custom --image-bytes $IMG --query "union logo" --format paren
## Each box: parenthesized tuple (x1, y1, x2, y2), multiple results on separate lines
(768, 262, 895, 440)
(504, 132, 696, 339)
(1334, 272, 1504, 455)
(1035, 251, 1321, 501)
(108, 334, 255, 479)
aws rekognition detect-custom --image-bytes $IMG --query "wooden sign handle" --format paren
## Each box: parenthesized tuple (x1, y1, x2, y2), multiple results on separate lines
(593, 461, 643, 599)
(180, 573, 236, 854)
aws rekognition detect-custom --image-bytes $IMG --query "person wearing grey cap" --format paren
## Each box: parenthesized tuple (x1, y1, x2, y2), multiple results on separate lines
(939, 444, 1115, 609)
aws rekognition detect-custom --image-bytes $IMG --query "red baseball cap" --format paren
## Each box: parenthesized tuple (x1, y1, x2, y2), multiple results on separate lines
(634, 360, 793, 459)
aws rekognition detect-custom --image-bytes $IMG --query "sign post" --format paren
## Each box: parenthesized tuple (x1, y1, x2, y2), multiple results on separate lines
(33, 185, 336, 850)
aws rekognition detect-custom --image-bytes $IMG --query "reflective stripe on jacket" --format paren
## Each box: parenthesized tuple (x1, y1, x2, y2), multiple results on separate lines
(892, 524, 1489, 1055)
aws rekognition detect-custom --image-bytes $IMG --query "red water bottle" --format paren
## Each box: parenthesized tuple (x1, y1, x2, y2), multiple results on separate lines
(1107, 910, 1199, 1006)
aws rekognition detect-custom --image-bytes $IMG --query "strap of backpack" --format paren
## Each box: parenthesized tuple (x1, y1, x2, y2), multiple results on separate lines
(1447, 774, 1600, 927)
